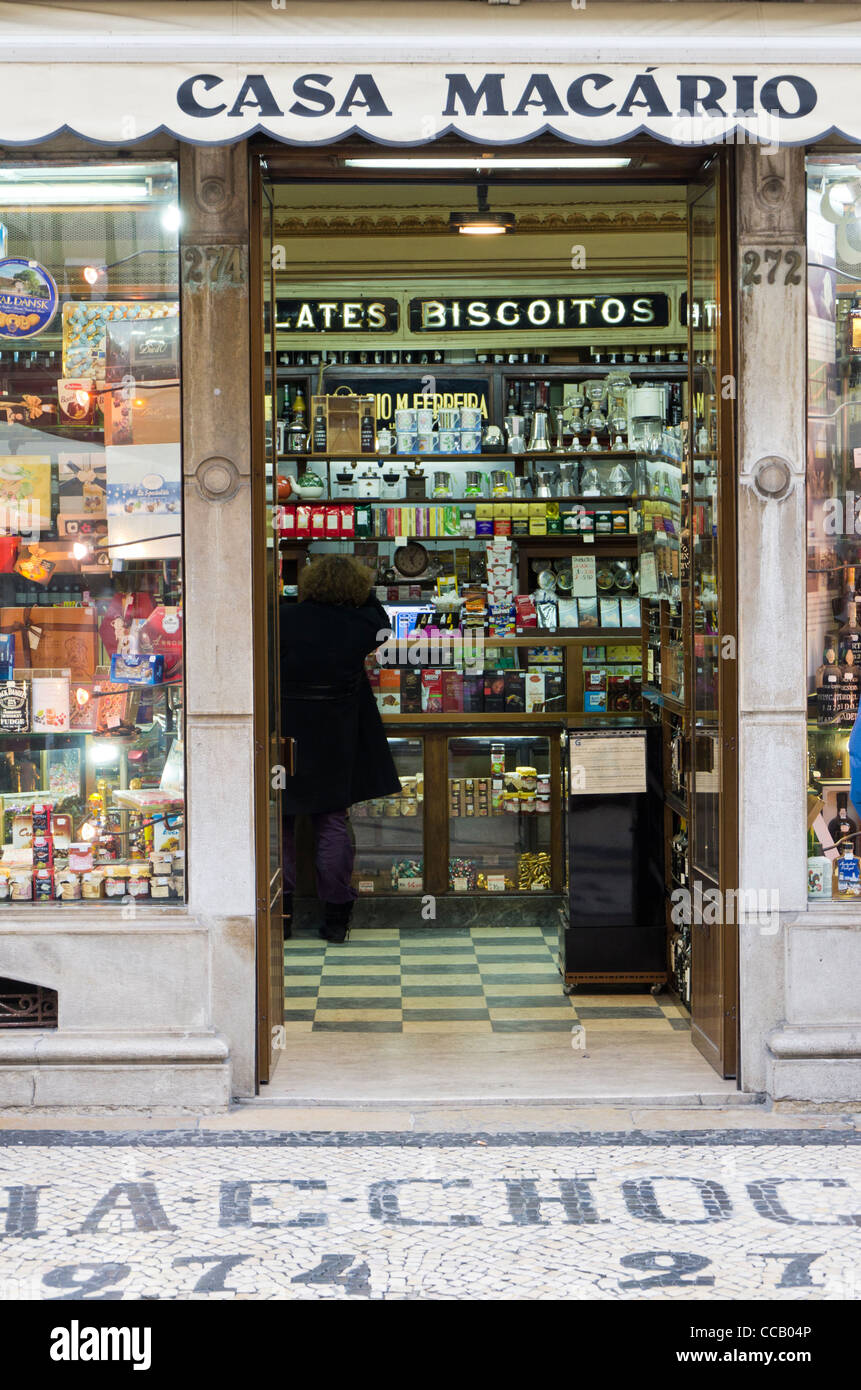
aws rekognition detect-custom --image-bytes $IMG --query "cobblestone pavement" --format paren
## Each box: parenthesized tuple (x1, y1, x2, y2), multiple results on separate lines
(1, 1126, 860, 1300)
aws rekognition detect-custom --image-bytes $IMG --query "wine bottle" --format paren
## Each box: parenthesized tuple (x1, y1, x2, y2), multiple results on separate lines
(840, 646, 861, 721)
(312, 405, 327, 453)
(828, 790, 857, 849)
(839, 599, 861, 665)
(835, 843, 861, 898)
(292, 384, 306, 424)
(817, 638, 841, 724)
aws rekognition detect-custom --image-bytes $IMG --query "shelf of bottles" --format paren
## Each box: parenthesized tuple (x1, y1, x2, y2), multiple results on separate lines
(272, 364, 688, 469)
(806, 159, 861, 903)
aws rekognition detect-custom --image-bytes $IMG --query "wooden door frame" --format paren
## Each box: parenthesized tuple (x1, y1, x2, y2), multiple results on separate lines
(687, 149, 739, 1078)
(249, 155, 282, 1086)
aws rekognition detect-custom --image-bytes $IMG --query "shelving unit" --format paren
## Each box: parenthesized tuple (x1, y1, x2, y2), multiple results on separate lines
(274, 350, 687, 912)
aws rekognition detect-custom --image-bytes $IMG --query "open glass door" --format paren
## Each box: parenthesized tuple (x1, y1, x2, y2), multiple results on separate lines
(251, 161, 284, 1084)
(687, 153, 738, 1077)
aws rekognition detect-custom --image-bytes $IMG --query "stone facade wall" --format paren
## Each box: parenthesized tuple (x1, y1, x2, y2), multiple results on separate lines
(735, 144, 861, 1102)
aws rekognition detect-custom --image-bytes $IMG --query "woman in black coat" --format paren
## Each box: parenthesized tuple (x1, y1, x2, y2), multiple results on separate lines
(280, 554, 400, 941)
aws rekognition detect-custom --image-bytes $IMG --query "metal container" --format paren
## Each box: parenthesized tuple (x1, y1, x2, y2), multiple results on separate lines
(532, 467, 555, 498)
(505, 415, 526, 453)
(527, 408, 551, 452)
(558, 460, 578, 496)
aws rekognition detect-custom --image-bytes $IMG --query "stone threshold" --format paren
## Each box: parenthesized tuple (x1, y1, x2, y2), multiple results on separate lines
(243, 1090, 765, 1108)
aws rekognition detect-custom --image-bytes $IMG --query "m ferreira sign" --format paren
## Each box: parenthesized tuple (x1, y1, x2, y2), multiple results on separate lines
(1, 62, 857, 149)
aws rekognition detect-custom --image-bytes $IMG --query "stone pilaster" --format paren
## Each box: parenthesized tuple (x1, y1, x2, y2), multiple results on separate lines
(736, 144, 861, 1100)
(180, 143, 257, 1096)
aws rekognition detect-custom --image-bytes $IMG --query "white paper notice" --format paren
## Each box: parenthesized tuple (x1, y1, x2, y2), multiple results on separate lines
(569, 554, 596, 598)
(569, 731, 647, 795)
(639, 551, 659, 597)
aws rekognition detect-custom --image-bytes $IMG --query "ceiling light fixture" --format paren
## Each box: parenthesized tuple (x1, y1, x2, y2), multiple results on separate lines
(449, 182, 515, 237)
(0, 182, 150, 205)
(344, 156, 631, 170)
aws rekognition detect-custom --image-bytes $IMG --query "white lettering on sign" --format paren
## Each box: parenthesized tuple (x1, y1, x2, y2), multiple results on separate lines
(276, 298, 399, 332)
(409, 294, 670, 332)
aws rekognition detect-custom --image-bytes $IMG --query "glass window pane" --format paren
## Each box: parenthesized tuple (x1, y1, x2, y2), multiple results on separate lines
(689, 183, 720, 882)
(0, 160, 184, 906)
(351, 737, 424, 892)
(448, 735, 553, 892)
(806, 154, 861, 902)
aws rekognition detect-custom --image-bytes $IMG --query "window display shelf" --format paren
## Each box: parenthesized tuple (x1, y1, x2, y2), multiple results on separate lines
(272, 363, 688, 379)
(641, 684, 685, 716)
(383, 712, 565, 725)
(298, 452, 637, 463)
(296, 493, 638, 506)
(281, 534, 638, 550)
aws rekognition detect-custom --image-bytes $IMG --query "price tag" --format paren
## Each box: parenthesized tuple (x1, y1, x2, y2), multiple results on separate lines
(452, 876, 469, 892)
(395, 535, 407, 547)
(397, 876, 420, 892)
(486, 873, 506, 892)
(357, 880, 375, 894)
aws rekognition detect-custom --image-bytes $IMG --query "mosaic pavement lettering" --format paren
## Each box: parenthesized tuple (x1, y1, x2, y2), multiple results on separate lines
(0, 1130, 859, 1300)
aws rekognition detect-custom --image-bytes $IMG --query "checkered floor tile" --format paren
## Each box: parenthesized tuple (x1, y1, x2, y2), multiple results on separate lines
(283, 927, 691, 1033)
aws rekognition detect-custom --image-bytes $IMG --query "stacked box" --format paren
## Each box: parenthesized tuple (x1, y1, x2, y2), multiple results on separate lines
(504, 671, 525, 712)
(401, 668, 422, 713)
(421, 669, 444, 712)
(463, 674, 484, 712)
(378, 668, 401, 714)
(442, 670, 463, 711)
(483, 671, 505, 712)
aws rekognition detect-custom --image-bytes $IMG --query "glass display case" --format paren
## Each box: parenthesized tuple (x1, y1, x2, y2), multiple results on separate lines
(0, 159, 185, 907)
(351, 737, 424, 893)
(447, 734, 555, 893)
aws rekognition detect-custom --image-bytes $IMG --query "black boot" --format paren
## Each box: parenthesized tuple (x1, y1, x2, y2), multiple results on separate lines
(320, 900, 353, 944)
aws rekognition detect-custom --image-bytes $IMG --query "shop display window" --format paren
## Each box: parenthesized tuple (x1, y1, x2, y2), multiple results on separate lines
(806, 155, 861, 902)
(448, 735, 553, 892)
(0, 161, 184, 906)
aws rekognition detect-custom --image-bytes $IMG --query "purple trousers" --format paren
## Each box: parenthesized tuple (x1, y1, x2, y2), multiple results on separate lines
(282, 811, 357, 906)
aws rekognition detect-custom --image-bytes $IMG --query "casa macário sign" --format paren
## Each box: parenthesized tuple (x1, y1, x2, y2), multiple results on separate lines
(276, 298, 399, 333)
(4, 57, 861, 148)
(409, 294, 670, 333)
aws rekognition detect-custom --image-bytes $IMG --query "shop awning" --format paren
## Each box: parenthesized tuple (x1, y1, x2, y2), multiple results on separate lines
(2, 1, 861, 147)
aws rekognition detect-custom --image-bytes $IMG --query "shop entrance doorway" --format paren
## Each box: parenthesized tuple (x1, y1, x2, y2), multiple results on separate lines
(250, 138, 739, 1096)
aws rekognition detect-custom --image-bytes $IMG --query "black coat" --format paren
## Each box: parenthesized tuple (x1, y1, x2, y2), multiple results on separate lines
(279, 595, 401, 815)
